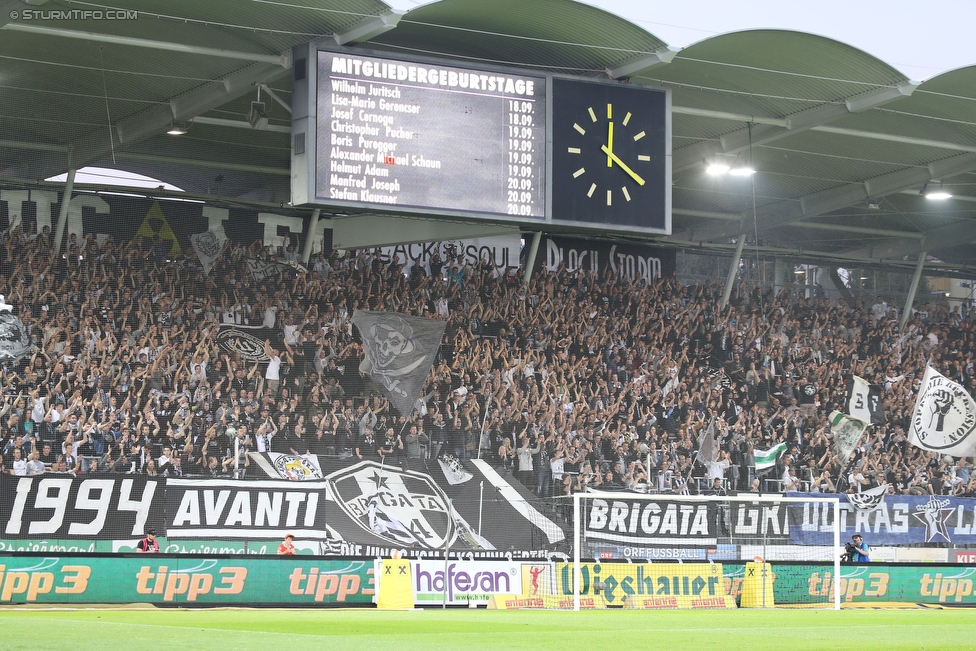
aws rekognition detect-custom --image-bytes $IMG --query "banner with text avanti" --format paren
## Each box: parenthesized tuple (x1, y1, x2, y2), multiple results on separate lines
(0, 458, 567, 557)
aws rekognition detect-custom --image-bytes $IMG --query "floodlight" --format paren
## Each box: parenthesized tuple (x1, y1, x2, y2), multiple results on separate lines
(922, 181, 952, 200)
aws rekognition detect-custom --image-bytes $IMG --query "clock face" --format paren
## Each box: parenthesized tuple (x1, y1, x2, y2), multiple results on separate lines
(566, 101, 651, 207)
(551, 78, 669, 230)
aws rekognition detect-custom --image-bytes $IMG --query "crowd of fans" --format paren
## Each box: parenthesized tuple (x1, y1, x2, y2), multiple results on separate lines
(1, 218, 975, 501)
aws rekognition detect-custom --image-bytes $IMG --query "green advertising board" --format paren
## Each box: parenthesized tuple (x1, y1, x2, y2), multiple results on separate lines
(0, 539, 315, 555)
(724, 563, 976, 605)
(0, 554, 375, 604)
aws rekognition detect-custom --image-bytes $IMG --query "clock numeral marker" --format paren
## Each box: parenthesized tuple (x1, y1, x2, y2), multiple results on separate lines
(567, 147, 581, 154)
(622, 187, 631, 202)
(587, 183, 596, 198)
(633, 130, 646, 141)
(573, 167, 586, 178)
(587, 107, 597, 122)
(623, 112, 632, 126)
(638, 155, 650, 161)
(573, 123, 586, 135)
(607, 103, 612, 119)
(606, 190, 612, 206)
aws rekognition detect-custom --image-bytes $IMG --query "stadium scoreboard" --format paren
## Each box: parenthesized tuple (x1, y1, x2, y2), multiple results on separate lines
(291, 45, 671, 235)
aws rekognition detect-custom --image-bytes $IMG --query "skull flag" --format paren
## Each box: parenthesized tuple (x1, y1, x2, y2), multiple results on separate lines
(352, 310, 447, 418)
(0, 310, 34, 360)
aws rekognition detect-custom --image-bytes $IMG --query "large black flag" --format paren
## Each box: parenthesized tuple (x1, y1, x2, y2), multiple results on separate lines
(351, 310, 446, 417)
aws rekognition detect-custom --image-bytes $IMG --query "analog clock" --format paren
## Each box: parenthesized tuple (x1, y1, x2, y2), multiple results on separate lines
(567, 101, 650, 207)
(551, 78, 669, 230)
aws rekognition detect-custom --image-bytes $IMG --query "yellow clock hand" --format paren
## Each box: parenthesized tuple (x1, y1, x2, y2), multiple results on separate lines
(607, 121, 614, 168)
(600, 145, 645, 186)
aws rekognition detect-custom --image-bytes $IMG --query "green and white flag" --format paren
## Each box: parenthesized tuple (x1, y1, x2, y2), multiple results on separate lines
(829, 409, 868, 466)
(753, 442, 786, 471)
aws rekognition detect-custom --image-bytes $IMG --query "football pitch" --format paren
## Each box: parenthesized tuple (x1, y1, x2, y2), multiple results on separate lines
(0, 607, 973, 651)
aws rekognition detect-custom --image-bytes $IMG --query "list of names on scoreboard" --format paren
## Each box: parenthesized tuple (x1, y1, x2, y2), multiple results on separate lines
(315, 52, 547, 218)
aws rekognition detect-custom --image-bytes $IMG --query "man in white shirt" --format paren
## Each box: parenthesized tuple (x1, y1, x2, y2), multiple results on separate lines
(9, 448, 27, 476)
(264, 339, 281, 393)
(262, 301, 278, 328)
(26, 451, 45, 476)
(705, 450, 731, 483)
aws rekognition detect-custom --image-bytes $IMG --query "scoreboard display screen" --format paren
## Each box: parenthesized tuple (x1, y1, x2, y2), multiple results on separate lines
(315, 51, 547, 219)
(292, 46, 670, 235)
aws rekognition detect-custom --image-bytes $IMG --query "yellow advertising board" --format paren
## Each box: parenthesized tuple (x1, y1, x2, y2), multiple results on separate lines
(511, 562, 735, 609)
(377, 559, 413, 610)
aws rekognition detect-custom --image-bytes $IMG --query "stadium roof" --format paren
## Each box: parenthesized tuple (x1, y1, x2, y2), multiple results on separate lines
(1, 0, 975, 275)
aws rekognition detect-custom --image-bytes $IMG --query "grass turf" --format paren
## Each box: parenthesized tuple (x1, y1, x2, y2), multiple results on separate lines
(0, 607, 973, 651)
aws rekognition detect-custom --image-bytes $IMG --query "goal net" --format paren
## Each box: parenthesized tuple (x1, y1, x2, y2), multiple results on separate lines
(518, 492, 840, 610)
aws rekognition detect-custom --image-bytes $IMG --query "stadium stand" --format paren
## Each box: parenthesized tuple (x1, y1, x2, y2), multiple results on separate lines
(1, 226, 972, 502)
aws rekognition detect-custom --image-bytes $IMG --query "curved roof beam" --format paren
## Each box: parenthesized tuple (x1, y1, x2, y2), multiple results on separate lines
(672, 82, 917, 172)
(334, 9, 403, 46)
(0, 0, 49, 29)
(844, 212, 976, 260)
(25, 59, 291, 180)
(607, 47, 677, 79)
(677, 152, 976, 243)
(1, 24, 290, 67)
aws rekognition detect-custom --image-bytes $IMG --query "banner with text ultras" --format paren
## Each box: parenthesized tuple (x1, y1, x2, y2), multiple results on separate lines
(0, 555, 374, 604)
(723, 562, 976, 605)
(584, 494, 976, 548)
(524, 562, 731, 609)
(787, 492, 976, 545)
(540, 235, 676, 283)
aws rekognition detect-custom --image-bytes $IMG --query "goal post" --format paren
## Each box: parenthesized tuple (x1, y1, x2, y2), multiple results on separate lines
(571, 491, 842, 610)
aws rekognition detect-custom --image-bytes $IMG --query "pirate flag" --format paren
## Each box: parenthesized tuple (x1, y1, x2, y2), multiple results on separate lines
(0, 299, 33, 361)
(351, 310, 446, 417)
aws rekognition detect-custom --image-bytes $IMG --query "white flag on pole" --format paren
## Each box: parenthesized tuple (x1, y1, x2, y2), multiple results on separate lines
(190, 225, 227, 276)
(908, 365, 976, 457)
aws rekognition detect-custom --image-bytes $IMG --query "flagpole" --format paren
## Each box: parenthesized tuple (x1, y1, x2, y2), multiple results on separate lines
(478, 392, 492, 460)
(835, 451, 860, 494)
(478, 480, 484, 536)
(393, 415, 412, 471)
(443, 498, 453, 609)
